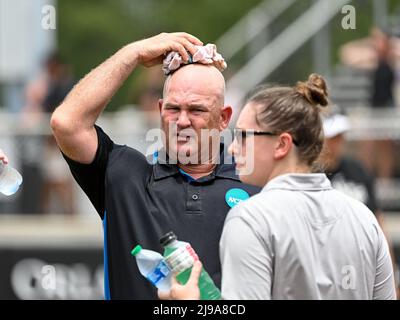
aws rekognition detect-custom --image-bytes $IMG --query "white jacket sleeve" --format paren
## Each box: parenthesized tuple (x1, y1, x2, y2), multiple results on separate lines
(373, 224, 397, 300)
(219, 216, 273, 300)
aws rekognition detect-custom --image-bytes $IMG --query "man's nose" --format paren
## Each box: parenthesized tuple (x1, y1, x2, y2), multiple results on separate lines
(177, 111, 191, 128)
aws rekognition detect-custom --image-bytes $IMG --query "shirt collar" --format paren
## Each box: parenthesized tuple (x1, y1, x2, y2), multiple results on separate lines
(262, 173, 332, 192)
(153, 162, 180, 180)
(153, 144, 240, 182)
(214, 162, 239, 181)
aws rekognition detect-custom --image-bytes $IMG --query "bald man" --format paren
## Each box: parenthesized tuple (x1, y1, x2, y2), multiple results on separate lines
(51, 33, 260, 299)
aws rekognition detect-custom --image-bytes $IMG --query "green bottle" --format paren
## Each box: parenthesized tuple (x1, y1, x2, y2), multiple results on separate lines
(159, 231, 221, 300)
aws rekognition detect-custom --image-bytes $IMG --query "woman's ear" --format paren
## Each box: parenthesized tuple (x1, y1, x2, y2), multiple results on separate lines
(274, 133, 293, 160)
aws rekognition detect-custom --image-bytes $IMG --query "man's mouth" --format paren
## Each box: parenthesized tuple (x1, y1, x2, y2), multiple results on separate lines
(176, 132, 195, 142)
(177, 135, 191, 142)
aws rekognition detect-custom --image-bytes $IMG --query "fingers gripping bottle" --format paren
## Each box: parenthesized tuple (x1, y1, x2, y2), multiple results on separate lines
(131, 245, 172, 292)
(159, 231, 221, 300)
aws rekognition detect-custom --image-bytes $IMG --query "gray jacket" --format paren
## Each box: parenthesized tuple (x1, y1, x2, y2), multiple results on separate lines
(220, 173, 396, 300)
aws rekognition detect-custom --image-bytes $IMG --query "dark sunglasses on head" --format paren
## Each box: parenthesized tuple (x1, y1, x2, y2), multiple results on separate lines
(233, 128, 299, 146)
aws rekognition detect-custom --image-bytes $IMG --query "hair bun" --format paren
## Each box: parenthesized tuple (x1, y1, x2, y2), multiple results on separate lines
(295, 73, 328, 107)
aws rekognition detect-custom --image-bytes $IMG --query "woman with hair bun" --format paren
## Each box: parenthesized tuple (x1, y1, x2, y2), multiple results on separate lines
(159, 74, 396, 300)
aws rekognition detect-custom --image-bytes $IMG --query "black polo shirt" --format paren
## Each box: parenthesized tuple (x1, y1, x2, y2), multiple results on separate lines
(325, 157, 378, 214)
(63, 125, 260, 300)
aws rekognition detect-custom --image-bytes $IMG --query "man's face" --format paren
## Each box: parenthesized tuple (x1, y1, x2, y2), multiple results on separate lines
(159, 65, 229, 164)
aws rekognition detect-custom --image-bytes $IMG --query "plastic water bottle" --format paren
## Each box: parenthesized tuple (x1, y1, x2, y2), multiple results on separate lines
(131, 245, 172, 292)
(159, 231, 221, 300)
(0, 162, 23, 196)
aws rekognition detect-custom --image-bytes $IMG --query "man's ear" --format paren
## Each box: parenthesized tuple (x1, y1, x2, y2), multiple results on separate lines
(158, 99, 163, 114)
(219, 106, 233, 130)
(274, 133, 293, 160)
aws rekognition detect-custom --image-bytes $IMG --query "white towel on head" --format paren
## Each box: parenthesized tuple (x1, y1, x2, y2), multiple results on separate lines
(162, 43, 227, 75)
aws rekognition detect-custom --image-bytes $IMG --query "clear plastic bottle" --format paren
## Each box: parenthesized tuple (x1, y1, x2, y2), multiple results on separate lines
(160, 231, 221, 300)
(0, 162, 23, 196)
(131, 245, 172, 292)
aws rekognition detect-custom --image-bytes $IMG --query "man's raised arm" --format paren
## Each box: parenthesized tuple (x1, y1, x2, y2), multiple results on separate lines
(50, 32, 202, 163)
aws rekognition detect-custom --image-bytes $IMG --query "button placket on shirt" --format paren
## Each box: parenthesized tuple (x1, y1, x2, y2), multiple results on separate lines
(186, 182, 202, 213)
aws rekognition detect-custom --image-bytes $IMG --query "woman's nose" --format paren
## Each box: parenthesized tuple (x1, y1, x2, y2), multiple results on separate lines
(228, 138, 240, 157)
(228, 141, 234, 156)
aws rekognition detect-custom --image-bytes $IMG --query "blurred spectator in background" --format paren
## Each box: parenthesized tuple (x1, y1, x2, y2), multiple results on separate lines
(41, 136, 75, 215)
(319, 107, 400, 296)
(360, 28, 396, 179)
(124, 66, 164, 156)
(370, 28, 395, 109)
(19, 52, 75, 214)
(320, 109, 378, 215)
(130, 66, 164, 127)
(21, 52, 75, 125)
(40, 53, 75, 215)
(41, 53, 75, 113)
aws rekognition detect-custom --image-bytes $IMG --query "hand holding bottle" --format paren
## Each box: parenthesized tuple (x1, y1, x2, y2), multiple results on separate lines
(158, 261, 202, 300)
(159, 231, 221, 300)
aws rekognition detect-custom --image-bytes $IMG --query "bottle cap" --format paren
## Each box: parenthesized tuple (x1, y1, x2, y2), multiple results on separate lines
(159, 231, 177, 247)
(131, 245, 142, 256)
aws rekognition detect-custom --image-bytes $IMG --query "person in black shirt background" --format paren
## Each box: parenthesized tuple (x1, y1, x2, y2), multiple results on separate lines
(321, 112, 377, 213)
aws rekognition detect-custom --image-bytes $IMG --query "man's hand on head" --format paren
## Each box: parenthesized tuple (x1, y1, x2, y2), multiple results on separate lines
(158, 261, 202, 300)
(133, 32, 203, 68)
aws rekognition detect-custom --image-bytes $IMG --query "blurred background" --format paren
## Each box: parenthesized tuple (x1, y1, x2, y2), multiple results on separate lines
(0, 0, 400, 299)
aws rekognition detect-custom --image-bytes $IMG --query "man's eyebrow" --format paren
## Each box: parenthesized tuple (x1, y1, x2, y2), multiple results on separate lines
(188, 104, 209, 109)
(164, 103, 209, 110)
(164, 103, 180, 108)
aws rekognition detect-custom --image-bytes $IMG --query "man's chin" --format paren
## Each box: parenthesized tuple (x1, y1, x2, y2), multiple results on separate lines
(176, 145, 191, 155)
(175, 146, 199, 163)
